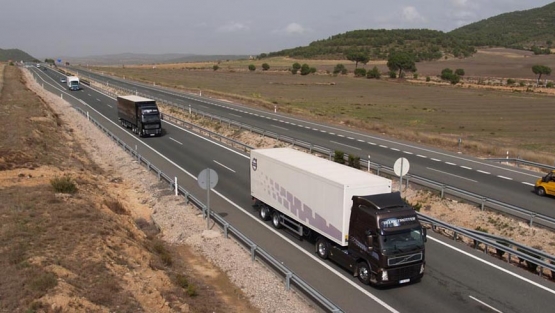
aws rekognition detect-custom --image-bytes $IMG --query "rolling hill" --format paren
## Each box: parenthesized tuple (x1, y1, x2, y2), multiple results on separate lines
(265, 1, 555, 61)
(0, 48, 37, 62)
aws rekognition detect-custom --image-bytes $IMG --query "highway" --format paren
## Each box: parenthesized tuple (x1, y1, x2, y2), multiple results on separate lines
(29, 67, 555, 312)
(68, 66, 555, 221)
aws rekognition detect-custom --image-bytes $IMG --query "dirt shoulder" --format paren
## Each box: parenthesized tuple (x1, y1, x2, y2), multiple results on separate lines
(1, 64, 315, 312)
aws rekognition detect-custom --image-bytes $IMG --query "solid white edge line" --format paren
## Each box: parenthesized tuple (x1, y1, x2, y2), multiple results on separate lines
(468, 295, 503, 313)
(522, 182, 535, 186)
(429, 236, 555, 296)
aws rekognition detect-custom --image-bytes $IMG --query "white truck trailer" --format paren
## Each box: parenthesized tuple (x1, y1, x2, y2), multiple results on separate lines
(250, 148, 426, 286)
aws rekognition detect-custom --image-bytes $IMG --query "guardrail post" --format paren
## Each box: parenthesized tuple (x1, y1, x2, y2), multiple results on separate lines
(174, 177, 178, 196)
(157, 170, 161, 181)
(223, 223, 229, 238)
(480, 198, 486, 211)
(453, 231, 457, 241)
(376, 164, 381, 176)
(147, 161, 150, 171)
(250, 245, 257, 261)
(440, 185, 445, 198)
(530, 214, 536, 227)
(285, 272, 292, 290)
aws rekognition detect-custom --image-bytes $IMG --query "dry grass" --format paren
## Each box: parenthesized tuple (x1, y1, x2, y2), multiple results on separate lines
(86, 48, 555, 165)
(0, 65, 258, 312)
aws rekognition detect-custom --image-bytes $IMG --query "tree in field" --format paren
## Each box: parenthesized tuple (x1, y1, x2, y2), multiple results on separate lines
(262, 63, 270, 71)
(532, 65, 552, 85)
(455, 68, 465, 76)
(291, 62, 301, 74)
(366, 66, 381, 79)
(248, 64, 256, 71)
(300, 63, 311, 75)
(387, 52, 416, 78)
(333, 64, 346, 75)
(440, 68, 460, 85)
(346, 50, 370, 69)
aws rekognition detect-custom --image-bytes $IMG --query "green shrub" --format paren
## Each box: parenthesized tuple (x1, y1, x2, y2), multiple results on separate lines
(354, 68, 366, 77)
(187, 284, 197, 297)
(413, 73, 418, 79)
(248, 64, 256, 71)
(506, 78, 516, 85)
(212, 65, 219, 71)
(50, 176, 77, 194)
(262, 63, 270, 71)
(547, 81, 554, 88)
(426, 76, 431, 82)
(389, 71, 397, 79)
(348, 154, 360, 168)
(333, 151, 345, 164)
(333, 64, 345, 75)
(366, 66, 381, 79)
(175, 274, 189, 288)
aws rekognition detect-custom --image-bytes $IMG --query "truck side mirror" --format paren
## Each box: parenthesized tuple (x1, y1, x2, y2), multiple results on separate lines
(423, 228, 427, 242)
(366, 235, 374, 249)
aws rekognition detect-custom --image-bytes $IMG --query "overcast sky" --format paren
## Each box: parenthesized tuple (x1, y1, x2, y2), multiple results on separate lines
(2, 0, 553, 59)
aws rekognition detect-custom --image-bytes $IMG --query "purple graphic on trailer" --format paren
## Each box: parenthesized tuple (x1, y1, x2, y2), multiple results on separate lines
(264, 174, 342, 241)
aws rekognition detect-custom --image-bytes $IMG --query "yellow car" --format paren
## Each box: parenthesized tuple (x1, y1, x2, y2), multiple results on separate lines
(535, 170, 555, 197)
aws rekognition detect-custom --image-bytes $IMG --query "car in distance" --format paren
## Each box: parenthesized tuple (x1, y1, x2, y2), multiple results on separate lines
(60, 77, 66, 83)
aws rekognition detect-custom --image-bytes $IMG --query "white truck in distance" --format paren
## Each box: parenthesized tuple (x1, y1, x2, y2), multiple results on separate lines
(67, 76, 80, 91)
(250, 148, 426, 286)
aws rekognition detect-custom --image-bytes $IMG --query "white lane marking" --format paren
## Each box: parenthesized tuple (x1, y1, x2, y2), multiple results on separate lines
(461, 166, 472, 170)
(337, 134, 345, 137)
(320, 130, 327, 133)
(96, 98, 101, 102)
(106, 104, 112, 108)
(417, 154, 427, 158)
(213, 160, 236, 173)
(229, 113, 242, 118)
(88, 93, 91, 96)
(430, 236, 555, 296)
(271, 124, 289, 131)
(478, 170, 491, 175)
(330, 140, 362, 150)
(368, 142, 377, 145)
(403, 151, 413, 155)
(357, 139, 365, 142)
(446, 162, 456, 166)
(431, 158, 441, 162)
(347, 137, 355, 140)
(497, 175, 513, 181)
(169, 137, 183, 145)
(468, 295, 502, 313)
(379, 145, 388, 148)
(329, 132, 335, 135)
(522, 182, 535, 186)
(427, 167, 478, 182)
(391, 148, 400, 151)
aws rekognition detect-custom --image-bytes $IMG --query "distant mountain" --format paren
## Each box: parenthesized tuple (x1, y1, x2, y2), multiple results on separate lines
(0, 48, 37, 62)
(64, 53, 251, 65)
(264, 2, 555, 60)
(449, 2, 555, 50)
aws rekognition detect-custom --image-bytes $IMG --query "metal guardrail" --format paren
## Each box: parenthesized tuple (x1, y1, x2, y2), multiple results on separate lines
(73, 106, 344, 313)
(418, 214, 555, 278)
(486, 158, 555, 171)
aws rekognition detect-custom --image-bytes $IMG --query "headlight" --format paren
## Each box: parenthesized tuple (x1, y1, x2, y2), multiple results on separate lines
(420, 264, 425, 274)
(381, 270, 389, 281)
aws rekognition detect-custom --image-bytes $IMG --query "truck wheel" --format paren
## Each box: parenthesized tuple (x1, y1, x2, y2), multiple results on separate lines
(259, 205, 270, 221)
(357, 262, 371, 285)
(271, 211, 282, 229)
(536, 187, 546, 196)
(316, 238, 330, 259)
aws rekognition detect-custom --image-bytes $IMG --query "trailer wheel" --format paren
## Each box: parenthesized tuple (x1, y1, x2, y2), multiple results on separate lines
(357, 262, 371, 285)
(536, 187, 546, 196)
(259, 205, 271, 221)
(316, 238, 330, 259)
(271, 211, 282, 229)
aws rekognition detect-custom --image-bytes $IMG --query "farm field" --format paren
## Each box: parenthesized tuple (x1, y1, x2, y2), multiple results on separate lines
(85, 48, 555, 164)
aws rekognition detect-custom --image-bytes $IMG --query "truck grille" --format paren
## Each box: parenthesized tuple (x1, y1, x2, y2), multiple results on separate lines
(388, 252, 422, 266)
(143, 124, 160, 129)
(388, 263, 422, 281)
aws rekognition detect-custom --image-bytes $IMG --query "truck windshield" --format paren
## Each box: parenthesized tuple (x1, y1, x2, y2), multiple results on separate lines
(142, 113, 160, 123)
(380, 227, 424, 254)
(70, 82, 78, 86)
